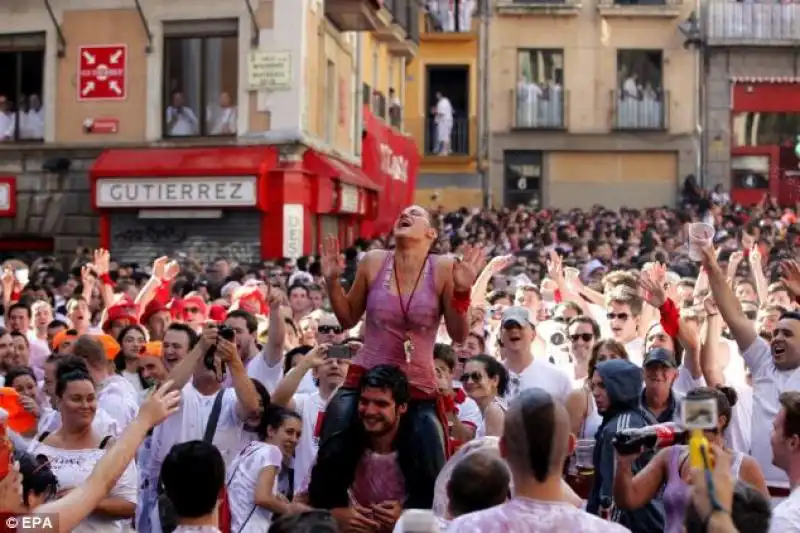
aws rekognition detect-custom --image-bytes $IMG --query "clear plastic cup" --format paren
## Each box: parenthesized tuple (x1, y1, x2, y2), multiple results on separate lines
(688, 222, 714, 262)
(575, 439, 595, 475)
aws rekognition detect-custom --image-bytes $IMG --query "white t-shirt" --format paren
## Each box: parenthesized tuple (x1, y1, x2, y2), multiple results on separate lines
(293, 391, 329, 493)
(771, 486, 800, 532)
(743, 336, 800, 488)
(38, 406, 119, 437)
(505, 359, 572, 404)
(227, 441, 284, 533)
(28, 440, 137, 532)
(624, 337, 645, 367)
(98, 374, 140, 432)
(247, 355, 317, 395)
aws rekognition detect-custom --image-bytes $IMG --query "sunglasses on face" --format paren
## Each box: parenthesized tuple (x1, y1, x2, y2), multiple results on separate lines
(460, 372, 484, 384)
(570, 333, 593, 343)
(318, 325, 343, 335)
(607, 312, 630, 321)
(744, 310, 757, 320)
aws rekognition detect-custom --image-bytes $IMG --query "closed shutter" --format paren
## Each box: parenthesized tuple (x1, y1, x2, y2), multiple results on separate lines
(109, 212, 261, 265)
(320, 215, 338, 242)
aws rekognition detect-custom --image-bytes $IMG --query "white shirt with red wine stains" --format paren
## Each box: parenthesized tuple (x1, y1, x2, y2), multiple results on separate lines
(446, 497, 632, 533)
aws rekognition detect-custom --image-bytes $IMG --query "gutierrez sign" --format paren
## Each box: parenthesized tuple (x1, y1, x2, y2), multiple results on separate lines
(96, 177, 258, 208)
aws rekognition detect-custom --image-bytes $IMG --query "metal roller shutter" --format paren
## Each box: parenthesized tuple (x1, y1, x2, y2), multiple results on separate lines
(109, 212, 261, 266)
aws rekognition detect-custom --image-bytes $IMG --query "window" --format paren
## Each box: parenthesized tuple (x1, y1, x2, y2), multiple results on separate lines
(373, 90, 387, 119)
(614, 49, 665, 129)
(515, 49, 564, 129)
(0, 33, 45, 143)
(362, 82, 372, 107)
(162, 19, 239, 138)
(426, 0, 473, 32)
(732, 112, 800, 147)
(324, 59, 336, 143)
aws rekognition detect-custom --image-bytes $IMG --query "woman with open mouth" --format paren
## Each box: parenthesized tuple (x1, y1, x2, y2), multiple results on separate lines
(310, 205, 486, 511)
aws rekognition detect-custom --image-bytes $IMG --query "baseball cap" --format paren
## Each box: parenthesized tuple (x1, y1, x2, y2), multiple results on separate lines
(500, 306, 534, 328)
(643, 347, 677, 368)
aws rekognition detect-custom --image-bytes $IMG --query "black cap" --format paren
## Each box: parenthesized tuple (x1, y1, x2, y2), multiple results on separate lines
(643, 347, 677, 368)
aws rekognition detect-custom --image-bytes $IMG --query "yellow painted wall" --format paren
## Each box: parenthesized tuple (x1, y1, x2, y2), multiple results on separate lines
(305, 4, 356, 156)
(360, 33, 401, 103)
(489, 8, 697, 135)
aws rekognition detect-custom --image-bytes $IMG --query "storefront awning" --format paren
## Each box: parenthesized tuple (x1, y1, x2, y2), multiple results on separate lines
(90, 146, 279, 178)
(303, 150, 381, 192)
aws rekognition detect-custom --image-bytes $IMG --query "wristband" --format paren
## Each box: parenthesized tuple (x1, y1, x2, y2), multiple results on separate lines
(99, 273, 114, 286)
(451, 290, 471, 315)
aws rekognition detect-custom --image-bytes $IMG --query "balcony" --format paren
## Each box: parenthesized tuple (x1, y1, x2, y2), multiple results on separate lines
(325, 0, 383, 32)
(511, 88, 567, 130)
(425, 0, 474, 33)
(610, 90, 669, 131)
(596, 0, 682, 19)
(496, 0, 582, 17)
(705, 2, 800, 47)
(388, 0, 419, 58)
(407, 116, 476, 162)
(374, 0, 408, 43)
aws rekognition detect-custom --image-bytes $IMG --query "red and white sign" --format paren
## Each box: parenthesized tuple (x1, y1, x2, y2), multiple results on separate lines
(0, 177, 17, 218)
(78, 45, 127, 101)
(84, 118, 120, 134)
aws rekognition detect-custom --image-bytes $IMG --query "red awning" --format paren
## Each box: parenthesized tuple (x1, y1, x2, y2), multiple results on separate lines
(303, 150, 381, 191)
(90, 146, 279, 178)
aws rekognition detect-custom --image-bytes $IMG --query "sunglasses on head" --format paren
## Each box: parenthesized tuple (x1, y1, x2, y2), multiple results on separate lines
(607, 312, 630, 321)
(460, 371, 484, 384)
(570, 333, 593, 343)
(318, 325, 343, 334)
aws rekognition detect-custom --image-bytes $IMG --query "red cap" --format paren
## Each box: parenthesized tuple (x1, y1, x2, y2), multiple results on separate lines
(141, 300, 167, 325)
(102, 305, 139, 333)
(208, 305, 227, 323)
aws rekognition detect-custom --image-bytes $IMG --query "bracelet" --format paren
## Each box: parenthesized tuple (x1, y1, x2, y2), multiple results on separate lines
(451, 290, 471, 315)
(99, 273, 114, 286)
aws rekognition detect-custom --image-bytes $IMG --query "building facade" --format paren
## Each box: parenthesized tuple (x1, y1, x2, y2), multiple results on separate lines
(703, 1, 800, 206)
(0, 0, 419, 262)
(488, 0, 698, 209)
(405, 0, 482, 210)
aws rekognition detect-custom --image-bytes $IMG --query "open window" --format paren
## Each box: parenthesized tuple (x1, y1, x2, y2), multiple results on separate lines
(425, 65, 470, 156)
(0, 33, 46, 143)
(614, 49, 666, 130)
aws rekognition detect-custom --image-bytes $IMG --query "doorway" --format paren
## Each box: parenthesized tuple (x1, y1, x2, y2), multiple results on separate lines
(425, 65, 469, 155)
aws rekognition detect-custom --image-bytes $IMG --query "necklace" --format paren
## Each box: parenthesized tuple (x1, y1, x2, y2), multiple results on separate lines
(392, 252, 428, 364)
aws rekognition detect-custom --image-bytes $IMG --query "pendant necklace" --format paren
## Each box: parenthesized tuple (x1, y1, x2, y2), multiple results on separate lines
(393, 252, 428, 364)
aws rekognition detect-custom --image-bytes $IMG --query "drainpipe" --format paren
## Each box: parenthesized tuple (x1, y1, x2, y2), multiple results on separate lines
(355, 34, 364, 156)
(477, 0, 491, 207)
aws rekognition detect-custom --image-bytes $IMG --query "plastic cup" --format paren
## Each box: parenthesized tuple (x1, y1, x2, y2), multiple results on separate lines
(575, 439, 595, 474)
(688, 222, 714, 262)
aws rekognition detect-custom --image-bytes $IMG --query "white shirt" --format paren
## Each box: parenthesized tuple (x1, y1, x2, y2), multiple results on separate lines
(624, 337, 645, 367)
(247, 354, 316, 395)
(28, 440, 137, 533)
(165, 106, 199, 136)
(210, 106, 237, 135)
(771, 487, 800, 532)
(21, 108, 44, 139)
(436, 97, 453, 120)
(293, 391, 329, 493)
(98, 374, 140, 432)
(743, 336, 800, 488)
(38, 406, 120, 437)
(227, 441, 284, 533)
(0, 111, 15, 140)
(505, 358, 573, 404)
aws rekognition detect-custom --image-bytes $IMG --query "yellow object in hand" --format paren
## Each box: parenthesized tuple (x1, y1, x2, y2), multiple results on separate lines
(689, 429, 710, 470)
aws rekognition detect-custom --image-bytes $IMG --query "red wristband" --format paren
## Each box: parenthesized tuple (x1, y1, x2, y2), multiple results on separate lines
(99, 273, 114, 286)
(9, 290, 20, 302)
(451, 290, 471, 314)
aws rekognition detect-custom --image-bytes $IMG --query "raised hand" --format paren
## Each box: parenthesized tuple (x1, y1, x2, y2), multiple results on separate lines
(321, 235, 344, 280)
(453, 245, 488, 293)
(139, 380, 181, 427)
(93, 248, 111, 276)
(152, 256, 169, 280)
(546, 249, 564, 283)
(638, 270, 666, 308)
(485, 254, 515, 276)
(163, 260, 181, 281)
(702, 294, 719, 316)
(781, 260, 800, 297)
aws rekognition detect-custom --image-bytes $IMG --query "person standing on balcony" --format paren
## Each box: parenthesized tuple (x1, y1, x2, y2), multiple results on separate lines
(433, 91, 453, 156)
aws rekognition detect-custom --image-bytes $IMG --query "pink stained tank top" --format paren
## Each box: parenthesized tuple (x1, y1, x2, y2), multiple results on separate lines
(353, 252, 441, 394)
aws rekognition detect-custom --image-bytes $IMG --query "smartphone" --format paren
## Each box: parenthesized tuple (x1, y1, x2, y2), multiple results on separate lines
(327, 344, 352, 359)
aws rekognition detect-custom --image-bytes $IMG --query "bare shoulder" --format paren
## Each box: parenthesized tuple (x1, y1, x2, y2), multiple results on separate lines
(358, 249, 388, 284)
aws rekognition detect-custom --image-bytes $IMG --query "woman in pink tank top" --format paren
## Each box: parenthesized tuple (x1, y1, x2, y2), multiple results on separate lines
(307, 205, 485, 513)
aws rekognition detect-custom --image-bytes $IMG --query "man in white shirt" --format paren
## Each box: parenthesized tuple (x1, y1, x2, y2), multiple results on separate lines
(165, 90, 199, 136)
(499, 306, 572, 404)
(605, 286, 645, 366)
(770, 390, 800, 530)
(0, 95, 16, 141)
(22, 94, 44, 139)
(139, 327, 260, 533)
(705, 248, 800, 496)
(434, 91, 453, 155)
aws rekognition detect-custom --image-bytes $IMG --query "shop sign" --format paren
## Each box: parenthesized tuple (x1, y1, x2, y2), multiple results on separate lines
(339, 184, 359, 213)
(96, 177, 257, 208)
(283, 204, 304, 258)
(379, 142, 409, 182)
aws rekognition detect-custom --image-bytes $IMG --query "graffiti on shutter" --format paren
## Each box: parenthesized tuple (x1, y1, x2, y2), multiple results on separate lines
(110, 212, 261, 266)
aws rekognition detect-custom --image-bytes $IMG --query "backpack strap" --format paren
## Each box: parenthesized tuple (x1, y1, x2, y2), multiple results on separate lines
(99, 435, 113, 449)
(204, 390, 226, 443)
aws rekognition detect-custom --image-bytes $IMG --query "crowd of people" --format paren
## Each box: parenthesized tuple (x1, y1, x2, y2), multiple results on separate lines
(0, 192, 798, 532)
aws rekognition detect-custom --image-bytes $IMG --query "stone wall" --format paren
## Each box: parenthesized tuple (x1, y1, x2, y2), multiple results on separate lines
(0, 148, 100, 258)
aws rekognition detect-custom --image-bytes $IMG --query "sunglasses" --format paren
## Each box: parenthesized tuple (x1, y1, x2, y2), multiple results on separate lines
(184, 307, 201, 314)
(570, 333, 593, 343)
(460, 371, 484, 384)
(744, 310, 757, 320)
(318, 325, 343, 335)
(607, 312, 630, 321)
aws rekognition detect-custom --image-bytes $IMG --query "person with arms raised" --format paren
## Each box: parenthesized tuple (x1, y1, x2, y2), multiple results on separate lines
(313, 205, 485, 509)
